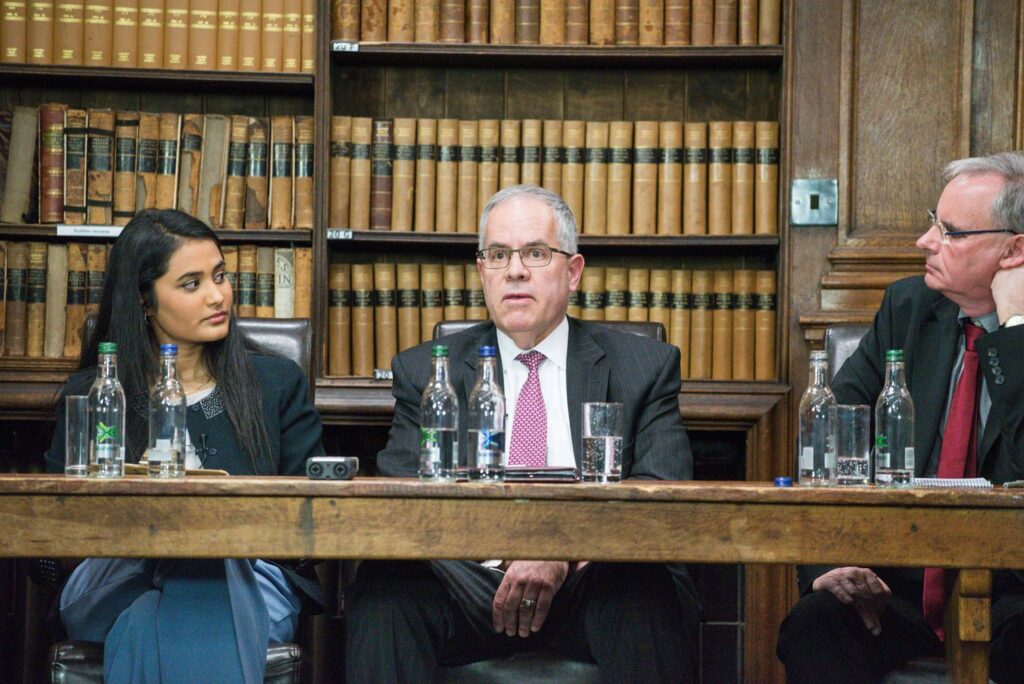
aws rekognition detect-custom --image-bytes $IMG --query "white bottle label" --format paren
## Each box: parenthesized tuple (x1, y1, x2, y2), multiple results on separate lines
(800, 446, 813, 470)
(904, 447, 915, 470)
(150, 439, 171, 463)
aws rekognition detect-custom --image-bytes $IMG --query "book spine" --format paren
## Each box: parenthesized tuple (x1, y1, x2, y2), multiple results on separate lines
(281, 0, 301, 72)
(565, 0, 588, 45)
(648, 268, 671, 337)
(456, 119, 479, 234)
(413, 0, 437, 42)
(442, 262, 465, 321)
(738, 0, 756, 45)
(387, 0, 412, 41)
(25, 241, 46, 357)
(293, 114, 314, 229)
(4, 242, 28, 356)
(590, 0, 614, 45)
(390, 117, 416, 232)
(188, 0, 217, 69)
(1, 107, 37, 224)
(498, 118, 520, 190)
(162, 0, 187, 68)
(477, 119, 499, 217)
(520, 118, 542, 187)
(754, 269, 775, 379)
(682, 121, 707, 235)
(638, 0, 663, 45)
(300, 0, 312, 72)
(657, 120, 682, 234)
(731, 120, 754, 234)
(222, 244, 237, 302)
(603, 267, 627, 321)
(414, 118, 437, 231)
(707, 120, 732, 235)
(223, 113, 249, 229)
(711, 269, 732, 379)
(176, 112, 202, 216)
(583, 121, 609, 235)
(606, 120, 632, 235)
(754, 120, 779, 234)
(217, 0, 238, 69)
(539, 0, 563, 45)
(731, 268, 754, 379)
(85, 242, 105, 318)
(237, 0, 260, 70)
(38, 102, 65, 223)
(418, 263, 443, 342)
(758, 0, 779, 44)
(626, 267, 648, 322)
(113, 111, 139, 225)
(293, 246, 311, 318)
(63, 242, 88, 358)
(350, 263, 375, 376)
(615, 0, 638, 45)
(329, 115, 351, 228)
(54, 0, 84, 64)
(193, 112, 225, 226)
(632, 120, 657, 235)
(691, 0, 712, 45)
(255, 246, 275, 317)
(244, 117, 269, 229)
(134, 111, 159, 211)
(137, 0, 163, 67)
(327, 260, 351, 374)
(438, 0, 462, 43)
(541, 119, 562, 196)
(43, 242, 66, 357)
(63, 108, 88, 224)
(713, 0, 736, 45)
(580, 267, 604, 321)
(332, 0, 359, 42)
(490, 0, 514, 44)
(273, 247, 294, 317)
(261, 0, 284, 71)
(670, 268, 691, 377)
(688, 269, 712, 379)
(348, 116, 372, 229)
(86, 108, 114, 225)
(396, 262, 420, 351)
(236, 243, 256, 316)
(466, 0, 487, 43)
(515, 0, 539, 44)
(27, 0, 55, 64)
(370, 118, 393, 230)
(112, 0, 138, 66)
(83, 0, 112, 66)
(360, 0, 385, 42)
(269, 114, 294, 229)
(561, 120, 585, 228)
(434, 118, 458, 233)
(155, 111, 180, 210)
(1, 0, 27, 63)
(664, 0, 690, 45)
(373, 263, 397, 370)
(465, 263, 486, 319)
(0, 242, 7, 351)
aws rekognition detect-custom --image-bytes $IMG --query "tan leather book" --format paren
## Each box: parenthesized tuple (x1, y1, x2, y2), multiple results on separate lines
(217, 0, 239, 69)
(113, 110, 139, 225)
(85, 243, 105, 318)
(731, 268, 754, 379)
(656, 121, 681, 235)
(349, 116, 372, 229)
(300, 0, 313, 72)
(477, 119, 499, 217)
(135, 111, 159, 211)
(137, 0, 163, 67)
(520, 119, 541, 187)
(754, 269, 774, 379)
(758, 0, 779, 44)
(25, 242, 46, 357)
(465, 264, 486, 320)
(713, 0, 736, 44)
(465, 0, 486, 43)
(392, 118, 418, 232)
(373, 263, 397, 369)
(583, 121, 609, 235)
(63, 108, 88, 224)
(456, 119, 478, 234)
(54, 1, 84, 64)
(690, 0, 712, 45)
(1, 107, 36, 224)
(111, 0, 139, 66)
(638, 0, 663, 45)
(4, 242, 28, 356)
(37, 103, 66, 224)
(539, 0, 563, 45)
(188, 0, 217, 69)
(293, 246, 311, 318)
(738, 0, 756, 45)
(664, 0, 690, 44)
(269, 114, 293, 229)
(434, 118, 458, 233)
(86, 108, 114, 225)
(590, 0, 613, 45)
(237, 0, 260, 70)
(63, 242, 88, 358)
(244, 117, 269, 229)
(281, 0, 301, 72)
(603, 267, 627, 321)
(631, 121, 657, 235)
(155, 111, 180, 210)
(370, 119, 393, 230)
(498, 119, 520, 190)
(388, 0, 412, 41)
(222, 244, 237, 298)
(731, 120, 754, 234)
(707, 121, 732, 235)
(1, 0, 27, 63)
(162, 0, 187, 68)
(327, 259, 351, 375)
(614, 0, 638, 45)
(419, 263, 442, 343)
(568, 288, 583, 320)
(688, 269, 712, 379)
(648, 268, 671, 336)
(413, 0, 437, 42)
(540, 119, 562, 196)
(579, 267, 604, 321)
(515, 0, 539, 44)
(606, 121, 632, 235)
(396, 263, 420, 351)
(194, 113, 227, 227)
(670, 268, 691, 378)
(490, 0, 514, 44)
(561, 120, 585, 228)
(413, 118, 436, 231)
(682, 121, 707, 235)
(329, 115, 351, 228)
(565, 0, 587, 45)
(42, 242, 65, 357)
(273, 247, 294, 317)
(236, 244, 257, 316)
(27, 0, 55, 64)
(332, 0, 359, 42)
(222, 114, 248, 229)
(711, 269, 732, 379)
(754, 120, 778, 235)
(442, 262, 465, 321)
(255, 246, 275, 318)
(360, 0, 385, 42)
(176, 113, 202, 216)
(626, 267, 648, 322)
(84, 0, 112, 66)
(293, 115, 314, 229)
(261, 0, 283, 71)
(350, 263, 374, 376)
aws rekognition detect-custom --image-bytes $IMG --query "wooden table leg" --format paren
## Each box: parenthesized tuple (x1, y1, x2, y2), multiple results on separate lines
(945, 569, 991, 684)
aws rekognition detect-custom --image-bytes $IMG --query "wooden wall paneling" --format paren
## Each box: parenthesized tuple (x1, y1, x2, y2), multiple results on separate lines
(384, 67, 447, 119)
(80, 89, 138, 111)
(745, 67, 781, 121)
(444, 68, 505, 119)
(266, 95, 315, 116)
(623, 69, 687, 120)
(506, 69, 565, 120)
(685, 68, 750, 121)
(204, 93, 265, 117)
(332, 66, 387, 118)
(563, 70, 625, 121)
(969, 0, 1019, 156)
(140, 92, 203, 114)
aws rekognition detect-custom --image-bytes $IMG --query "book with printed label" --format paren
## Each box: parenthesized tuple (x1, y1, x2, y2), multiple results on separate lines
(682, 122, 707, 235)
(732, 269, 755, 379)
(113, 111, 139, 225)
(349, 117, 372, 229)
(237, 0, 260, 70)
(590, 0, 614, 45)
(583, 121, 609, 235)
(176, 113, 203, 216)
(391, 117, 416, 232)
(541, 119, 562, 196)
(580, 267, 604, 322)
(293, 115, 314, 229)
(329, 115, 351, 228)
(711, 269, 733, 379)
(670, 269, 691, 377)
(631, 121, 657, 235)
(255, 246, 275, 318)
(456, 119, 479, 234)
(754, 121, 779, 235)
(414, 117, 436, 232)
(434, 118, 458, 233)
(54, 1, 84, 65)
(269, 115, 294, 229)
(466, 0, 487, 43)
(561, 120, 585, 227)
(84, 0, 113, 66)
(442, 263, 465, 322)
(373, 263, 397, 370)
(498, 119, 520, 190)
(688, 269, 713, 379)
(138, 0, 163, 66)
(477, 119, 499, 217)
(627, 267, 649, 322)
(396, 263, 420, 352)
(606, 121, 632, 235)
(691, 0, 712, 45)
(27, 0, 55, 64)
(155, 111, 180, 210)
(350, 263, 374, 376)
(713, 0, 737, 45)
(274, 247, 294, 318)
(63, 242, 88, 358)
(244, 116, 269, 229)
(85, 243, 105, 318)
(112, 0, 138, 66)
(707, 121, 732, 235)
(300, 0, 313, 72)
(25, 242, 46, 357)
(603, 267, 627, 322)
(465, 264, 486, 320)
(222, 114, 249, 229)
(370, 119, 393, 230)
(327, 259, 351, 374)
(86, 108, 114, 225)
(38, 103, 66, 223)
(217, 0, 239, 69)
(419, 263, 443, 344)
(63, 108, 88, 224)
(188, 0, 217, 69)
(754, 269, 775, 379)
(515, 0, 540, 44)
(135, 111, 159, 211)
(236, 244, 257, 316)
(648, 269, 671, 338)
(657, 121, 682, 234)
(520, 119, 542, 187)
(261, 0, 284, 71)
(4, 242, 28, 356)
(43, 242, 67, 358)
(162, 0, 187, 68)
(731, 121, 754, 234)
(281, 0, 302, 72)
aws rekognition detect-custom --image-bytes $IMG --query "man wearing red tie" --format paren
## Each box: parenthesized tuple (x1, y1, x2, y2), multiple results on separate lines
(345, 185, 701, 682)
(778, 153, 1024, 683)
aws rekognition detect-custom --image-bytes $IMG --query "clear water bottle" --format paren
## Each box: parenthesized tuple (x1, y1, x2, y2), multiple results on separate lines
(148, 344, 187, 479)
(419, 344, 459, 480)
(467, 345, 505, 482)
(875, 349, 915, 487)
(88, 341, 126, 478)
(798, 350, 836, 486)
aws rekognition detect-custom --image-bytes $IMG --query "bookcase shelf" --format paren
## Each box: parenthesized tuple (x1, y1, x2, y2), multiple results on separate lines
(0, 64, 314, 93)
(0, 224, 312, 245)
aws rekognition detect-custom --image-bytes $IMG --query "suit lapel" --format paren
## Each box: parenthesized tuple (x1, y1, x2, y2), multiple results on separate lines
(566, 320, 608, 467)
(910, 299, 959, 476)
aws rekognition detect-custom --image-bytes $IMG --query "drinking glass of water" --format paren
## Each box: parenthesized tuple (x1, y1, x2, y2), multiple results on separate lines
(833, 404, 871, 486)
(581, 402, 624, 483)
(65, 396, 89, 477)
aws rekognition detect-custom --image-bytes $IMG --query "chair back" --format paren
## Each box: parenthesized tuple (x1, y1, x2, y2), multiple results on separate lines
(823, 324, 871, 381)
(433, 319, 666, 342)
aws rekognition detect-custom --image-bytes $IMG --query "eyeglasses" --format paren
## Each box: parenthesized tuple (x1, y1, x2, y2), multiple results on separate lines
(476, 245, 574, 269)
(928, 209, 1015, 244)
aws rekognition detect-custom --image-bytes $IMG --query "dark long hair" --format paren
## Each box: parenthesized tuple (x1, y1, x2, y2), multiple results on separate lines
(80, 209, 272, 470)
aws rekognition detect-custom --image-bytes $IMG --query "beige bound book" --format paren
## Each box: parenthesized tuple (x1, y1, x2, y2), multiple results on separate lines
(731, 121, 754, 234)
(350, 263, 375, 376)
(683, 122, 707, 235)
(498, 119, 521, 190)
(329, 116, 352, 228)
(711, 269, 733, 379)
(327, 260, 351, 375)
(627, 268, 649, 322)
(670, 269, 691, 378)
(177, 113, 204, 216)
(731, 269, 755, 380)
(414, 118, 437, 232)
(456, 120, 479, 234)
(688, 269, 713, 379)
(434, 119, 458, 233)
(561, 121, 585, 229)
(419, 263, 443, 343)
(603, 267, 627, 321)
(754, 121, 779, 235)
(754, 269, 776, 379)
(580, 267, 605, 321)
(391, 118, 416, 232)
(657, 121, 682, 235)
(374, 263, 397, 370)
(269, 115, 294, 229)
(349, 117, 373, 230)
(707, 121, 732, 235)
(583, 121, 609, 235)
(442, 263, 465, 321)
(541, 120, 562, 196)
(397, 263, 421, 352)
(520, 119, 542, 187)
(632, 121, 658, 235)
(606, 121, 633, 235)
(194, 114, 228, 228)
(477, 119, 500, 217)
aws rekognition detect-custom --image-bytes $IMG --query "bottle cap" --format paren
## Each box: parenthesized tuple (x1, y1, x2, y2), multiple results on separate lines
(431, 344, 449, 358)
(885, 349, 904, 362)
(98, 342, 117, 353)
(160, 344, 178, 355)
(809, 350, 827, 361)
(478, 345, 496, 358)
(774, 476, 793, 487)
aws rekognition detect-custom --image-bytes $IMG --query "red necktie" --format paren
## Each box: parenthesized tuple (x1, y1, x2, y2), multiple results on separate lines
(922, 322, 984, 640)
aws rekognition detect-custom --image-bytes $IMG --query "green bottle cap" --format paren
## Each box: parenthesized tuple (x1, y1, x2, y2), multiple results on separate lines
(98, 342, 117, 354)
(885, 349, 904, 362)
(431, 344, 449, 358)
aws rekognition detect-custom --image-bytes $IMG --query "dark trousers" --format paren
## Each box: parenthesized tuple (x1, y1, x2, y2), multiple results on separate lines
(344, 560, 701, 683)
(777, 589, 1024, 684)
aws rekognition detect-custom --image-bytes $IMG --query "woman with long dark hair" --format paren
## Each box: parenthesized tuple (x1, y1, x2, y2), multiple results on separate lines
(45, 209, 324, 682)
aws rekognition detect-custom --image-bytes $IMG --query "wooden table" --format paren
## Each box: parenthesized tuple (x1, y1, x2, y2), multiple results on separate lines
(3, 475, 1021, 682)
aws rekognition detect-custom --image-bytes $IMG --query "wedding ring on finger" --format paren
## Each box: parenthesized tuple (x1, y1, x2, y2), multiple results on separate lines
(520, 598, 537, 610)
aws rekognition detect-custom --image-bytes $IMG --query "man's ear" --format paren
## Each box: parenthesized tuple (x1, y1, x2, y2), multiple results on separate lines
(1000, 233, 1024, 269)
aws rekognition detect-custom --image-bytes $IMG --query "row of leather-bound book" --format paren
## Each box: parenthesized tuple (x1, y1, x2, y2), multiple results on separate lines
(327, 261, 776, 380)
(0, 106, 313, 231)
(0, 241, 311, 359)
(332, 0, 782, 47)
(329, 117, 780, 236)
(0, 0, 315, 72)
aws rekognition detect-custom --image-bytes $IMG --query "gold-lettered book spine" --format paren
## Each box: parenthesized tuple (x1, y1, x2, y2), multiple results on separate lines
(373, 263, 397, 370)
(350, 263, 375, 377)
(328, 259, 352, 375)
(113, 110, 140, 225)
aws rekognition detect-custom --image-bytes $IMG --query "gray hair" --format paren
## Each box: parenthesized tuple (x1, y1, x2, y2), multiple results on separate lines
(477, 185, 579, 253)
(943, 152, 1024, 234)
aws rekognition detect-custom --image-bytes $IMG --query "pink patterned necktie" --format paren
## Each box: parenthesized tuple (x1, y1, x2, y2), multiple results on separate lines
(508, 351, 548, 467)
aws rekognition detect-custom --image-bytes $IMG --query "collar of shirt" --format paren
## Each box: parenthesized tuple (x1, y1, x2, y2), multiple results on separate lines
(957, 310, 999, 334)
(495, 316, 569, 373)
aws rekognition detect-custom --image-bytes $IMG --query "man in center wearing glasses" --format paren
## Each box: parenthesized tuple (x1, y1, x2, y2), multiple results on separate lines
(344, 185, 702, 683)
